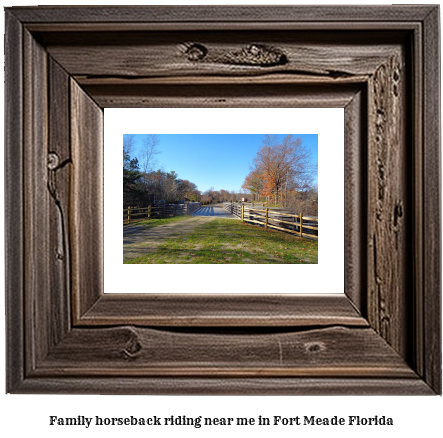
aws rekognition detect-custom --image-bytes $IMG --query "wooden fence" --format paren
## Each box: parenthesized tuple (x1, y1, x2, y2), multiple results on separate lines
(124, 202, 201, 225)
(223, 202, 318, 240)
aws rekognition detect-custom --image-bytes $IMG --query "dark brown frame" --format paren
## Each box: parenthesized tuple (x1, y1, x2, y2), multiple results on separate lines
(5, 5, 441, 394)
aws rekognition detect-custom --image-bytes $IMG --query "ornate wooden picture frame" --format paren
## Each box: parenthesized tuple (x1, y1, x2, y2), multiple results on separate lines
(5, 5, 441, 394)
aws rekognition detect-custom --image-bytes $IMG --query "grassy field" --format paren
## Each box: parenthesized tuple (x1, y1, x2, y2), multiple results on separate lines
(128, 215, 194, 229)
(124, 218, 318, 264)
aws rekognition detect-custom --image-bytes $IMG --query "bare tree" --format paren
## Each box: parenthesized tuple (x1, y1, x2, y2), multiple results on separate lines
(138, 134, 160, 189)
(252, 134, 315, 204)
(123, 134, 136, 159)
(139, 134, 160, 174)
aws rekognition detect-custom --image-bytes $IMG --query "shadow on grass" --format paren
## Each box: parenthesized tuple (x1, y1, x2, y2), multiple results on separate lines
(123, 218, 318, 264)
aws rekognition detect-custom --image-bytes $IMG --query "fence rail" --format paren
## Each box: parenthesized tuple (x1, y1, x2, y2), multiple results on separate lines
(124, 202, 201, 225)
(224, 202, 318, 240)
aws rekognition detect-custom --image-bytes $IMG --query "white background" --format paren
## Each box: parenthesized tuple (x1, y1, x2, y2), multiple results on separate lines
(106, 108, 344, 294)
(1, 1, 442, 438)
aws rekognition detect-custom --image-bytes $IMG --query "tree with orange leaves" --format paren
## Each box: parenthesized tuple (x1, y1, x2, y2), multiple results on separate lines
(241, 169, 264, 201)
(249, 134, 315, 204)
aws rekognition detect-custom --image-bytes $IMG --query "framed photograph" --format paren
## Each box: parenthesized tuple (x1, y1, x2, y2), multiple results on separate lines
(5, 5, 440, 394)
(109, 108, 341, 295)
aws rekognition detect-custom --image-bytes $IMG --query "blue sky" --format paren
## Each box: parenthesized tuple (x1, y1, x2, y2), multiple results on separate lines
(125, 134, 318, 193)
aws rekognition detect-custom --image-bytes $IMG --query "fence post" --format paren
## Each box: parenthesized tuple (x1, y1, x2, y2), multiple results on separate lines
(148, 205, 151, 219)
(299, 212, 303, 238)
(241, 204, 244, 223)
(265, 207, 268, 231)
(162, 206, 165, 218)
(127, 206, 131, 223)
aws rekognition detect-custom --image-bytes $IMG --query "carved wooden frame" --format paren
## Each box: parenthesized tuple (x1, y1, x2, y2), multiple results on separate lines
(5, 6, 441, 394)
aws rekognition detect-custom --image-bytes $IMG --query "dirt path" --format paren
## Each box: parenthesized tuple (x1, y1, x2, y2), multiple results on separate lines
(124, 204, 238, 260)
(124, 216, 217, 259)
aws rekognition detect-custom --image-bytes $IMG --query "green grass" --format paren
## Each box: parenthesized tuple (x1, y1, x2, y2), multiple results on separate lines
(124, 218, 318, 264)
(126, 215, 194, 229)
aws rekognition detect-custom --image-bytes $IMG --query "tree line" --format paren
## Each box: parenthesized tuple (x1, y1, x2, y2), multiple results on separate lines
(123, 134, 318, 214)
(241, 134, 318, 216)
(123, 134, 246, 207)
(123, 134, 201, 206)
